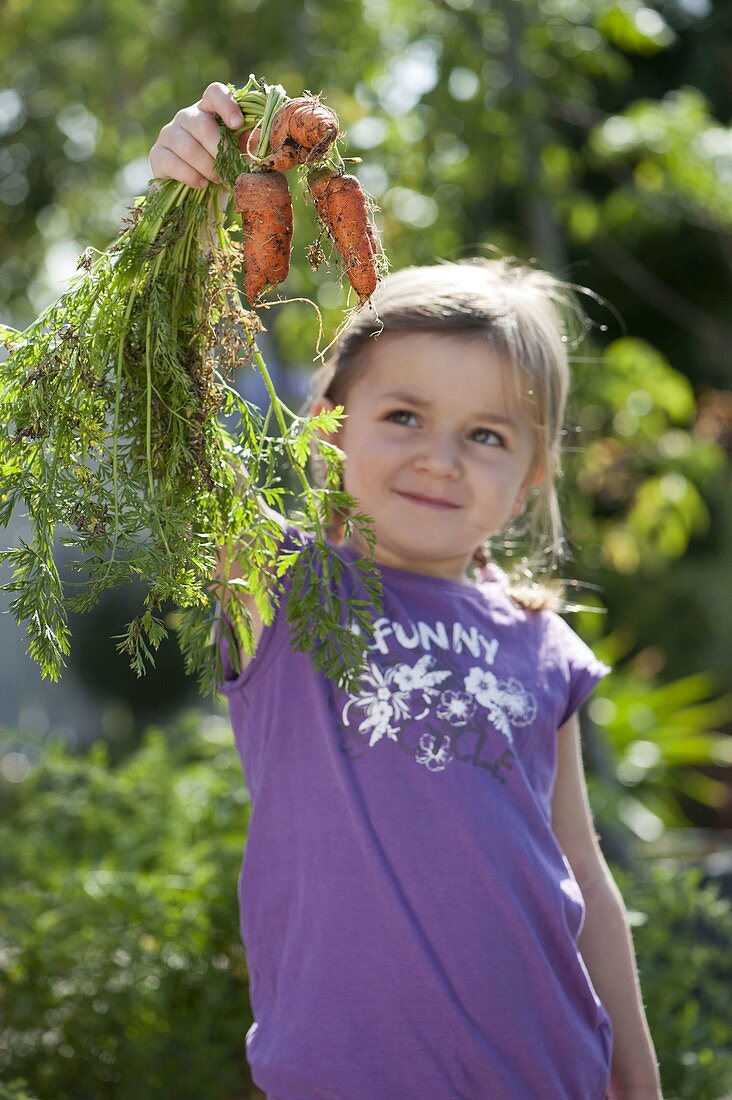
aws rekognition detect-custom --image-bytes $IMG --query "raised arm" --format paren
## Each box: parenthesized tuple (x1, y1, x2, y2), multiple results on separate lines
(149, 83, 287, 668)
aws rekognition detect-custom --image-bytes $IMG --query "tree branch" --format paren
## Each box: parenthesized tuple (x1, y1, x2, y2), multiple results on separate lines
(589, 234, 732, 377)
(497, 0, 568, 272)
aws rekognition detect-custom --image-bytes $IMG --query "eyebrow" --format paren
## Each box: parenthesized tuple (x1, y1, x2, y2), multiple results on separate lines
(379, 390, 518, 428)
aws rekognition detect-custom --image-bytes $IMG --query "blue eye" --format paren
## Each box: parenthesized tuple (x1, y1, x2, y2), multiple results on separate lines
(385, 410, 417, 425)
(471, 427, 504, 447)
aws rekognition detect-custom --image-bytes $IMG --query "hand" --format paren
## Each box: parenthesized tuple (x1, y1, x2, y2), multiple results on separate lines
(149, 82, 244, 189)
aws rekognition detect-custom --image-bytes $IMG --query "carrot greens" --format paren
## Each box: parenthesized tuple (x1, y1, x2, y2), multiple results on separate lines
(0, 76, 383, 698)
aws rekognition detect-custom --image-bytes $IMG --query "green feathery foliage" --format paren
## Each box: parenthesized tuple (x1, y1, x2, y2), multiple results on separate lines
(0, 75, 383, 699)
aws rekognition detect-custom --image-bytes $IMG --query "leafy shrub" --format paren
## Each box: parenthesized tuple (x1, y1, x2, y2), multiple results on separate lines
(0, 1081, 41, 1100)
(2, 711, 731, 1098)
(0, 711, 253, 1099)
(613, 862, 732, 1100)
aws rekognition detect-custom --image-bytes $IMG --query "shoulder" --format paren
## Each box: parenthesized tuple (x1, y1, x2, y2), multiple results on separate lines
(541, 608, 607, 665)
(473, 561, 565, 615)
(541, 609, 612, 727)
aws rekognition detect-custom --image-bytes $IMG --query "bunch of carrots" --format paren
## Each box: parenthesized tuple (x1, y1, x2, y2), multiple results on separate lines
(0, 75, 386, 698)
(230, 87, 384, 305)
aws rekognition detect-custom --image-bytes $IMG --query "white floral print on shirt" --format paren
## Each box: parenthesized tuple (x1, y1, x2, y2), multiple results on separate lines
(436, 690, 476, 727)
(415, 732, 454, 772)
(463, 669, 538, 746)
(341, 652, 538, 768)
(342, 655, 451, 748)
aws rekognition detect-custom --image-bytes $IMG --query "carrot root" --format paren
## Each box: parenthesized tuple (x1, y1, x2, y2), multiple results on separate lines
(234, 170, 294, 304)
(262, 96, 339, 171)
(308, 170, 380, 303)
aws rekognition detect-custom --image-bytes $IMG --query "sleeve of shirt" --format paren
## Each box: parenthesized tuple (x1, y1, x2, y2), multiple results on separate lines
(550, 612, 612, 728)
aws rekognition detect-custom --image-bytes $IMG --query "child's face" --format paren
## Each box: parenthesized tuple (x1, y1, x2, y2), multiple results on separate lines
(313, 330, 544, 583)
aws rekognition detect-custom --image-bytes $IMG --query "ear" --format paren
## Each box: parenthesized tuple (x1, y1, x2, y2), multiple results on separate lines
(519, 462, 546, 497)
(310, 396, 345, 445)
(512, 463, 546, 516)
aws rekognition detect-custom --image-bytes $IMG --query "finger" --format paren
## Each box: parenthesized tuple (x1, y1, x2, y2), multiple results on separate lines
(198, 81, 244, 129)
(161, 125, 222, 184)
(176, 108, 225, 161)
(149, 146, 210, 190)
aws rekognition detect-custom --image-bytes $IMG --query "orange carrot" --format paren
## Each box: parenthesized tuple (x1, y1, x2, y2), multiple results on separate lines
(261, 144, 310, 173)
(262, 96, 339, 171)
(365, 220, 380, 258)
(234, 170, 293, 304)
(308, 170, 379, 303)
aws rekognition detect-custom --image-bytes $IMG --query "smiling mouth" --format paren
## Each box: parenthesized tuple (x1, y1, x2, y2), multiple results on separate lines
(395, 491, 460, 510)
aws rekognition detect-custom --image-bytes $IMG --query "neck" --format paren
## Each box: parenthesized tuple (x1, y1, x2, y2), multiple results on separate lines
(340, 531, 479, 586)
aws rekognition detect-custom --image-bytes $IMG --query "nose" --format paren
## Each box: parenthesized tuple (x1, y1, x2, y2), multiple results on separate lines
(413, 432, 462, 478)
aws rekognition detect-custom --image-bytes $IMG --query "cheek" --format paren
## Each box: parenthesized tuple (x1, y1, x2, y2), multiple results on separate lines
(338, 438, 378, 493)
(471, 462, 522, 501)
(344, 454, 386, 493)
(342, 429, 395, 478)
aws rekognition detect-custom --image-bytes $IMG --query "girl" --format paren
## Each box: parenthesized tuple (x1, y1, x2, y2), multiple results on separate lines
(150, 83, 663, 1100)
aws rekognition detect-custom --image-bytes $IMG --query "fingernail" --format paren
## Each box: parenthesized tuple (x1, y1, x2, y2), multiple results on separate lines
(229, 113, 243, 128)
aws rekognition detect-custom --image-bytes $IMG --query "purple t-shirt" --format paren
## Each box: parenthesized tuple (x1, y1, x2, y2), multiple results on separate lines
(216, 524, 614, 1100)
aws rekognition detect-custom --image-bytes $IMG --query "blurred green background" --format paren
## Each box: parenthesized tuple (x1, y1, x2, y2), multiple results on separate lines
(1, 0, 731, 1096)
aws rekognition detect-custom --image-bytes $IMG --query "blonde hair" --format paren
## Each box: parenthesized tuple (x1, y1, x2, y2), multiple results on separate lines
(307, 256, 594, 613)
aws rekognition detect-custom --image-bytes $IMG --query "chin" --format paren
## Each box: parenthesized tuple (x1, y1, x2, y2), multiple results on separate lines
(382, 539, 465, 562)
